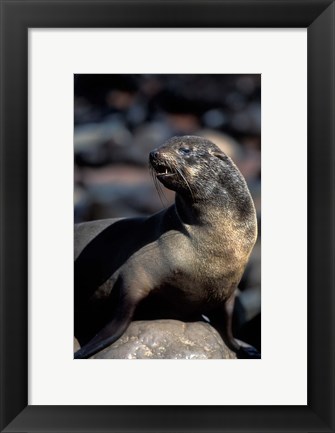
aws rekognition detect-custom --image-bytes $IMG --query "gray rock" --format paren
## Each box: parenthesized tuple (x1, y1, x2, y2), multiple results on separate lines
(74, 337, 81, 353)
(86, 320, 237, 359)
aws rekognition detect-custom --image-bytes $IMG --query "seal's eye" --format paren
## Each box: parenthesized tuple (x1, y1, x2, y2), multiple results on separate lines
(179, 147, 191, 155)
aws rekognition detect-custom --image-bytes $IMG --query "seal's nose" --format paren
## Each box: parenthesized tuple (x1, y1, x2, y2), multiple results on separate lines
(149, 150, 160, 162)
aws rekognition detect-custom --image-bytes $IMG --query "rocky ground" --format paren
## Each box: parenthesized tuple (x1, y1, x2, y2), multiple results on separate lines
(74, 320, 238, 359)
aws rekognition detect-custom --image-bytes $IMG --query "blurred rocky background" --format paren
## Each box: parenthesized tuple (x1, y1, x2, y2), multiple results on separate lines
(74, 74, 261, 357)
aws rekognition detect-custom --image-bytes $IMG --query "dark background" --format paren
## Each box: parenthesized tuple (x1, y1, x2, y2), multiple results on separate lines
(74, 74, 261, 350)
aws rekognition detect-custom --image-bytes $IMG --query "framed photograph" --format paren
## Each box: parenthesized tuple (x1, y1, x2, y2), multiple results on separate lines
(1, 1, 334, 432)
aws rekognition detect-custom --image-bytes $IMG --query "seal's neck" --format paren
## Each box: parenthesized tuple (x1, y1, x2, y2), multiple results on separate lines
(174, 190, 255, 228)
(174, 193, 257, 255)
(174, 194, 211, 226)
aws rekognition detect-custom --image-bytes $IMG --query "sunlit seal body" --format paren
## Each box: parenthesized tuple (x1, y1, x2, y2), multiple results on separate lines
(74, 135, 258, 359)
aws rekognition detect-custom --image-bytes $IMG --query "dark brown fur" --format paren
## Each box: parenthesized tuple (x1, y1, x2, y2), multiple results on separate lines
(74, 136, 258, 359)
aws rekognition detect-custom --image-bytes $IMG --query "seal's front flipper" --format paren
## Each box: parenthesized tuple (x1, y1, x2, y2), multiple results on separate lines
(74, 297, 136, 359)
(74, 315, 130, 359)
(208, 295, 261, 359)
(209, 293, 241, 351)
(236, 345, 261, 359)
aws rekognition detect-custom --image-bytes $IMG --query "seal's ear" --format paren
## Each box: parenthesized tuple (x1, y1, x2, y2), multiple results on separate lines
(212, 151, 227, 162)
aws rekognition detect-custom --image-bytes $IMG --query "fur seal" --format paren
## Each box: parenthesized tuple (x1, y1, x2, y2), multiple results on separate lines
(74, 135, 259, 359)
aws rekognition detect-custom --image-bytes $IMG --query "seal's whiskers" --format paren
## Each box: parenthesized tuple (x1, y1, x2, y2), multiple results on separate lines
(150, 166, 168, 208)
(176, 166, 194, 201)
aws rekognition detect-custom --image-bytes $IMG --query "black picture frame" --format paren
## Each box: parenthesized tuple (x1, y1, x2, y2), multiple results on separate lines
(1, 1, 334, 432)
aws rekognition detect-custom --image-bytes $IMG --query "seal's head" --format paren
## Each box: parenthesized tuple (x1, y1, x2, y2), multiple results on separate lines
(149, 135, 249, 206)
